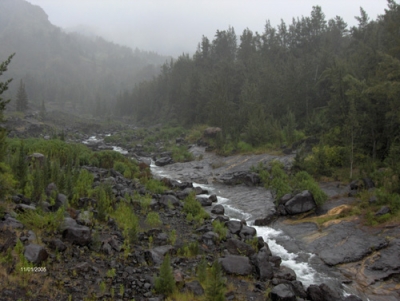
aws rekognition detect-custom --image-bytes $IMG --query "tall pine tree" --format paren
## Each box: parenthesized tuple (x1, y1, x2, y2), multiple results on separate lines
(16, 79, 28, 112)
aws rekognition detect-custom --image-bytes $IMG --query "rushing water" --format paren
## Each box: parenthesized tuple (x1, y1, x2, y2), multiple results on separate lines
(85, 136, 366, 300)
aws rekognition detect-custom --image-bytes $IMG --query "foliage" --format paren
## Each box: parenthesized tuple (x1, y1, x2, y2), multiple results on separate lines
(182, 193, 210, 222)
(112, 202, 139, 244)
(154, 254, 176, 296)
(212, 220, 227, 241)
(0, 162, 17, 199)
(196, 256, 208, 284)
(145, 212, 162, 228)
(144, 179, 168, 194)
(18, 207, 64, 233)
(293, 171, 328, 206)
(268, 161, 291, 200)
(0, 54, 14, 161)
(178, 241, 200, 257)
(16, 79, 28, 112)
(205, 261, 225, 301)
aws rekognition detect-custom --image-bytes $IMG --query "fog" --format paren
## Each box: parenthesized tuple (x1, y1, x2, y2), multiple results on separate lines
(27, 0, 389, 57)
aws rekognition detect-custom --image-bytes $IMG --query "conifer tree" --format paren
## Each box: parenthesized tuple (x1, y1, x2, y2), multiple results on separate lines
(154, 254, 175, 296)
(16, 79, 28, 112)
(0, 54, 14, 161)
(205, 260, 225, 301)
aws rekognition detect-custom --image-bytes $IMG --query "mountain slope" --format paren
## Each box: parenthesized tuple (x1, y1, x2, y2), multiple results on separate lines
(0, 0, 169, 114)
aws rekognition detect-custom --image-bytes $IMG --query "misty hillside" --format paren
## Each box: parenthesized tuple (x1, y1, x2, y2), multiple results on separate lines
(0, 0, 169, 114)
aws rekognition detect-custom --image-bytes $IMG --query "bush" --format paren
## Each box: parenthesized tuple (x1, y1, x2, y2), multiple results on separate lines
(154, 254, 175, 296)
(212, 220, 227, 241)
(112, 202, 139, 244)
(205, 261, 225, 301)
(145, 179, 167, 194)
(183, 193, 209, 221)
(145, 212, 162, 228)
(293, 171, 328, 206)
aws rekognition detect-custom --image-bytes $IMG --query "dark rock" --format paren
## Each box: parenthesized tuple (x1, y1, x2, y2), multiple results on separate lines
(159, 195, 182, 209)
(225, 220, 242, 235)
(24, 244, 48, 264)
(239, 225, 256, 239)
(364, 239, 400, 282)
(362, 178, 375, 189)
(307, 283, 341, 301)
(155, 157, 173, 167)
(202, 231, 219, 246)
(375, 206, 390, 216)
(317, 227, 388, 266)
(48, 239, 67, 252)
(209, 194, 218, 203)
(144, 245, 174, 265)
(213, 215, 230, 223)
(211, 204, 225, 215)
(45, 182, 58, 197)
(270, 283, 296, 301)
(349, 180, 360, 190)
(285, 191, 316, 215)
(0, 216, 24, 229)
(196, 196, 212, 207)
(274, 266, 296, 281)
(62, 225, 91, 246)
(290, 280, 307, 299)
(49, 193, 67, 211)
(368, 195, 378, 204)
(219, 171, 260, 186)
(226, 239, 256, 257)
(254, 209, 277, 226)
(0, 229, 17, 252)
(277, 204, 287, 216)
(219, 255, 253, 276)
(14, 204, 36, 213)
(279, 194, 293, 205)
(252, 250, 273, 281)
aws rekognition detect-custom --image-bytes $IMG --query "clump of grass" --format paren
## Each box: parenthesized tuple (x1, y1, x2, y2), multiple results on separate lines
(212, 220, 227, 241)
(145, 212, 162, 228)
(183, 193, 210, 222)
(145, 179, 168, 194)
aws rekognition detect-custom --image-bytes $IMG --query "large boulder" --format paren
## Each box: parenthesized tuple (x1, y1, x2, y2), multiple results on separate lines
(251, 250, 273, 281)
(219, 255, 253, 276)
(24, 244, 48, 264)
(211, 204, 225, 215)
(307, 283, 341, 301)
(196, 196, 212, 207)
(270, 283, 297, 301)
(254, 209, 277, 226)
(62, 225, 91, 246)
(284, 190, 316, 215)
(159, 195, 182, 209)
(226, 239, 256, 257)
(225, 220, 242, 235)
(145, 245, 174, 265)
(155, 156, 173, 167)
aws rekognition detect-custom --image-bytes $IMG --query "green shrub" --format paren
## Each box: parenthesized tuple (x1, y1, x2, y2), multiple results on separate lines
(112, 202, 139, 244)
(183, 193, 210, 221)
(154, 254, 175, 296)
(145, 179, 167, 194)
(145, 212, 162, 228)
(205, 261, 225, 301)
(293, 171, 328, 206)
(212, 220, 227, 241)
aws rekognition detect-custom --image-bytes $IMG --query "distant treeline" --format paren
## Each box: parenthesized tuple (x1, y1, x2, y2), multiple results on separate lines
(116, 1, 400, 162)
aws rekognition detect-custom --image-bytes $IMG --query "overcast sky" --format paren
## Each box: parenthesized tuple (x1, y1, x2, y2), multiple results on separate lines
(26, 0, 390, 57)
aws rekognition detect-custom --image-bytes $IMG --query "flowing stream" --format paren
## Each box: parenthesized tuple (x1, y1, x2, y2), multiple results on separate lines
(83, 136, 366, 300)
